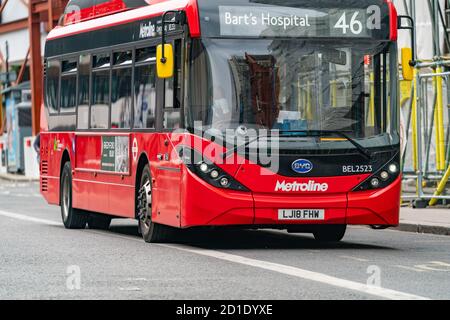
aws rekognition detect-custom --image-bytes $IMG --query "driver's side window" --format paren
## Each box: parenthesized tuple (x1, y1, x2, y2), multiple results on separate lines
(163, 39, 182, 129)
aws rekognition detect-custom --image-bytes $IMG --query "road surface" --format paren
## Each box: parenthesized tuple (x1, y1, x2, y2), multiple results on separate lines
(0, 181, 449, 300)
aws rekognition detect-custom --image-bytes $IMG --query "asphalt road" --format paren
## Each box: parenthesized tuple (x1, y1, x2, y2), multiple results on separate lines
(1, 181, 450, 300)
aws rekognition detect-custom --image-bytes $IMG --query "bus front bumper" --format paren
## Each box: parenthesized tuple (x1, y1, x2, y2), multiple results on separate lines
(181, 172, 401, 228)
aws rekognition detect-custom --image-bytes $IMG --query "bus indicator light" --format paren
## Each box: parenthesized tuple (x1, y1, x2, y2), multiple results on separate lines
(210, 170, 219, 179)
(220, 178, 229, 187)
(370, 178, 380, 188)
(380, 171, 389, 181)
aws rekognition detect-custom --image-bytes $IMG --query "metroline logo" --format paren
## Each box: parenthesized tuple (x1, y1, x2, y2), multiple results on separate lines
(275, 180, 329, 192)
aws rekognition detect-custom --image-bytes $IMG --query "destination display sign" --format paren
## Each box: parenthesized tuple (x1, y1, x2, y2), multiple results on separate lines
(219, 6, 385, 38)
(198, 1, 390, 40)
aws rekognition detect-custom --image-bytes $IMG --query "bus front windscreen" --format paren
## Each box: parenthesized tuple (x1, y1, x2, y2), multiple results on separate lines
(188, 38, 399, 150)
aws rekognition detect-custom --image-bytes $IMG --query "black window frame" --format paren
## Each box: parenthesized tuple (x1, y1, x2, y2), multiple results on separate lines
(45, 59, 62, 115)
(133, 44, 158, 131)
(77, 53, 92, 130)
(162, 37, 185, 132)
(90, 51, 112, 130)
(59, 58, 79, 115)
(110, 49, 134, 130)
(43, 27, 186, 133)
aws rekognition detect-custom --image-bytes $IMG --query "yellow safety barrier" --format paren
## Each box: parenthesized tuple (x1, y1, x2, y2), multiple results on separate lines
(411, 68, 418, 171)
(435, 67, 446, 171)
(369, 73, 375, 126)
(429, 164, 450, 206)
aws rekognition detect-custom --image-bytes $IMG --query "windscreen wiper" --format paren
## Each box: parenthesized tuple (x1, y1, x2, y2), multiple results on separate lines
(278, 130, 373, 160)
(222, 136, 261, 160)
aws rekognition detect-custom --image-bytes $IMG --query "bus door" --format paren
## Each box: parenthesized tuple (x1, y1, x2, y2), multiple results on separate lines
(154, 39, 183, 227)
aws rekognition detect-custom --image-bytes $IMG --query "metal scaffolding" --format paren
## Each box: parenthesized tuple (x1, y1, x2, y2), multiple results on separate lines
(401, 0, 450, 207)
(0, 0, 68, 136)
(27, 0, 68, 136)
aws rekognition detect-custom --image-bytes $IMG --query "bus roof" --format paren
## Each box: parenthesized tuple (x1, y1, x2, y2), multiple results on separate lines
(48, 0, 200, 41)
(48, 0, 397, 42)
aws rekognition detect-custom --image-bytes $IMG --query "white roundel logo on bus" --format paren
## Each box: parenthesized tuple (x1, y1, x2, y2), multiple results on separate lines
(292, 159, 313, 174)
(132, 138, 139, 162)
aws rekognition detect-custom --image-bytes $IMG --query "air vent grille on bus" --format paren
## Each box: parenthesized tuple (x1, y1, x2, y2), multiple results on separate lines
(43, 59, 47, 78)
(41, 178, 48, 192)
(41, 160, 48, 175)
(41, 159, 49, 192)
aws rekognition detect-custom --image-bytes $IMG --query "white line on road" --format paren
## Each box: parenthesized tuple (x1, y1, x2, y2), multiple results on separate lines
(0, 210, 431, 300)
(0, 210, 61, 226)
(159, 244, 430, 300)
(339, 255, 370, 262)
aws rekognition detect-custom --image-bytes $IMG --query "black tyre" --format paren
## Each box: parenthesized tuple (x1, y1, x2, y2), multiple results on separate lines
(87, 214, 112, 230)
(313, 225, 347, 242)
(137, 165, 173, 243)
(60, 162, 88, 229)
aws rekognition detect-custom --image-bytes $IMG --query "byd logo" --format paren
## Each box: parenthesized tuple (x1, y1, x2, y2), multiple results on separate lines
(275, 180, 329, 192)
(292, 159, 313, 174)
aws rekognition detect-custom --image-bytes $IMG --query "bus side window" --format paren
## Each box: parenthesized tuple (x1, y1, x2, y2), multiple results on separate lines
(111, 50, 132, 129)
(133, 47, 157, 129)
(90, 53, 111, 129)
(163, 40, 182, 129)
(46, 60, 61, 114)
(60, 58, 78, 114)
(77, 54, 91, 130)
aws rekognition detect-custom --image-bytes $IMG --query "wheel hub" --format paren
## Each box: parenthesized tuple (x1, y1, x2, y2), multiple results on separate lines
(138, 180, 152, 224)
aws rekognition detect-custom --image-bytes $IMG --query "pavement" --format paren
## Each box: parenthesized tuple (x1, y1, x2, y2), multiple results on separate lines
(0, 172, 39, 182)
(398, 207, 450, 236)
(0, 180, 450, 300)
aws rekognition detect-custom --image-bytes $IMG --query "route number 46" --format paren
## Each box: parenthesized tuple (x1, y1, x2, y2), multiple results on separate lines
(334, 5, 381, 35)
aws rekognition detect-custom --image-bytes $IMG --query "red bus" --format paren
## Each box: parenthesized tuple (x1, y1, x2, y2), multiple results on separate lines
(40, 0, 402, 243)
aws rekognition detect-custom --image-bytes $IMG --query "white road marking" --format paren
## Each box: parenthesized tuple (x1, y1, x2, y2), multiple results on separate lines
(415, 261, 450, 272)
(119, 287, 141, 292)
(158, 244, 429, 300)
(0, 192, 41, 197)
(125, 278, 148, 282)
(339, 255, 370, 262)
(0, 210, 431, 300)
(395, 265, 427, 273)
(0, 210, 61, 226)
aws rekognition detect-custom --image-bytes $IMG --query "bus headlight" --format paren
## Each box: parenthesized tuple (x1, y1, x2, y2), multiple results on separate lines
(220, 177, 230, 187)
(179, 147, 249, 192)
(353, 162, 400, 192)
(210, 170, 220, 179)
(199, 162, 209, 173)
(380, 171, 389, 181)
(370, 178, 380, 188)
(388, 163, 399, 174)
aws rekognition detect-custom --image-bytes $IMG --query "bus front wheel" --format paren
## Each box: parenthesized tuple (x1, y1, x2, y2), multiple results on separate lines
(313, 225, 347, 242)
(137, 165, 172, 243)
(60, 162, 88, 229)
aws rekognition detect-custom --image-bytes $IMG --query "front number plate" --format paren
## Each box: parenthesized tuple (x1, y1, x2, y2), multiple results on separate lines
(278, 209, 325, 221)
